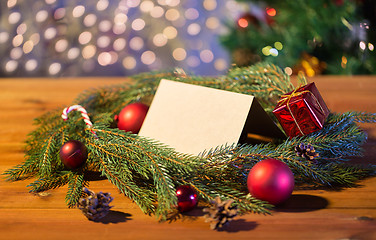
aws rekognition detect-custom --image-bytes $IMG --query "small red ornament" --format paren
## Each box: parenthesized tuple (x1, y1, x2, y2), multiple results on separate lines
(115, 102, 149, 134)
(176, 185, 198, 212)
(59, 140, 88, 170)
(247, 159, 294, 205)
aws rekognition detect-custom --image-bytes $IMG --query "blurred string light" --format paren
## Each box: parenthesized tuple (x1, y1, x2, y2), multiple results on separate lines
(0, 0, 236, 76)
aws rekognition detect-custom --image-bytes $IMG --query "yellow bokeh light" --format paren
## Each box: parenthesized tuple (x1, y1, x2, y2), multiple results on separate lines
(214, 58, 228, 71)
(274, 42, 283, 50)
(262, 46, 271, 56)
(114, 13, 128, 24)
(153, 33, 168, 47)
(30, 33, 40, 45)
(84, 14, 97, 27)
(163, 26, 177, 39)
(206, 17, 219, 30)
(368, 43, 374, 51)
(306, 68, 315, 77)
(141, 51, 156, 65)
(78, 31, 92, 45)
(122, 56, 137, 70)
(165, 9, 180, 21)
(12, 34, 23, 47)
(113, 23, 126, 35)
(96, 0, 109, 11)
(151, 6, 164, 18)
(284, 67, 293, 76)
(98, 52, 112, 66)
(113, 38, 126, 51)
(140, 1, 154, 12)
(55, 39, 68, 52)
(203, 0, 217, 11)
(131, 18, 146, 31)
(172, 48, 186, 61)
(82, 45, 96, 59)
(23, 40, 34, 53)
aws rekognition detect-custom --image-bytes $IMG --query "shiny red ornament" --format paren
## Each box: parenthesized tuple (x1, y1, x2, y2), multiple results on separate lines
(176, 185, 198, 212)
(59, 140, 87, 170)
(247, 159, 294, 205)
(115, 102, 149, 134)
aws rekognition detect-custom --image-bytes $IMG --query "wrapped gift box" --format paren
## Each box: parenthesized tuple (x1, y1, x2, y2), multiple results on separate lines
(272, 82, 330, 138)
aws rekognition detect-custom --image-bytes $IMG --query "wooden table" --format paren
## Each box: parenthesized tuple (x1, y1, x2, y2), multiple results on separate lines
(1, 76, 376, 240)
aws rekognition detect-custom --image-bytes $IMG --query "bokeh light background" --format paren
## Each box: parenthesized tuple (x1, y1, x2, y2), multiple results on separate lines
(0, 0, 247, 77)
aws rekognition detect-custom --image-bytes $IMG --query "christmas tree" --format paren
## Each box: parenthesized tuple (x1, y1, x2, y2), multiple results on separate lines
(221, 0, 376, 75)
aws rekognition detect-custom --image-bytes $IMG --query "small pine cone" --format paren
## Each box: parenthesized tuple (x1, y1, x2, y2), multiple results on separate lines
(295, 143, 319, 160)
(78, 188, 113, 221)
(203, 196, 238, 230)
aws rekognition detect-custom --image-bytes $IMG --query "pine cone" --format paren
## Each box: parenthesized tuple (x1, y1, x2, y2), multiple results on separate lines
(78, 188, 113, 221)
(295, 143, 319, 160)
(203, 197, 238, 230)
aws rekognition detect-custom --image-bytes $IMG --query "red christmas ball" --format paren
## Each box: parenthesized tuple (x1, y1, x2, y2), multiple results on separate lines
(59, 140, 88, 170)
(115, 102, 149, 134)
(176, 185, 198, 212)
(247, 159, 294, 205)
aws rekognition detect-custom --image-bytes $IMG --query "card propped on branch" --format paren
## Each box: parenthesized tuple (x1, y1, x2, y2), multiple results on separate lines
(139, 79, 286, 155)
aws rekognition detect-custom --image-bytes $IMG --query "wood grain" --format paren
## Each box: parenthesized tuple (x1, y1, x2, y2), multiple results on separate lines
(1, 76, 375, 240)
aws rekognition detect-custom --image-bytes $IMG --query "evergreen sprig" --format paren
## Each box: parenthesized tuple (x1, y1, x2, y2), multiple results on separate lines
(3, 63, 376, 220)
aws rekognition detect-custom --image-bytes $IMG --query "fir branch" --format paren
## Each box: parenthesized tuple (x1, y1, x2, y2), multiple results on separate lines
(85, 135, 157, 215)
(38, 131, 61, 177)
(2, 160, 39, 181)
(352, 112, 376, 123)
(65, 172, 86, 208)
(27, 172, 71, 193)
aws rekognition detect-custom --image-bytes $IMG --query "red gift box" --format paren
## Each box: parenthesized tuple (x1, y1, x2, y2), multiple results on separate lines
(272, 82, 330, 138)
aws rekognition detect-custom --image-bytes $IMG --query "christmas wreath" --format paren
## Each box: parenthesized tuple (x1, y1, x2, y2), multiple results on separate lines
(3, 63, 376, 227)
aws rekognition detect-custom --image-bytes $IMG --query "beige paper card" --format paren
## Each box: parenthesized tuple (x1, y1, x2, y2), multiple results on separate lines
(139, 79, 285, 155)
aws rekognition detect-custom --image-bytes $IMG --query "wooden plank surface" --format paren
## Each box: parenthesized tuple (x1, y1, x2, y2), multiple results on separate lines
(0, 76, 376, 240)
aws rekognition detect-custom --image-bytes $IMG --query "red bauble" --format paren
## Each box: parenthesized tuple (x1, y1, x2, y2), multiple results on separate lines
(176, 185, 198, 212)
(247, 159, 294, 205)
(115, 102, 149, 134)
(59, 140, 87, 170)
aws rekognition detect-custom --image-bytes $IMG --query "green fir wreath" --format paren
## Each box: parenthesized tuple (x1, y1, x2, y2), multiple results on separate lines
(3, 63, 376, 221)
